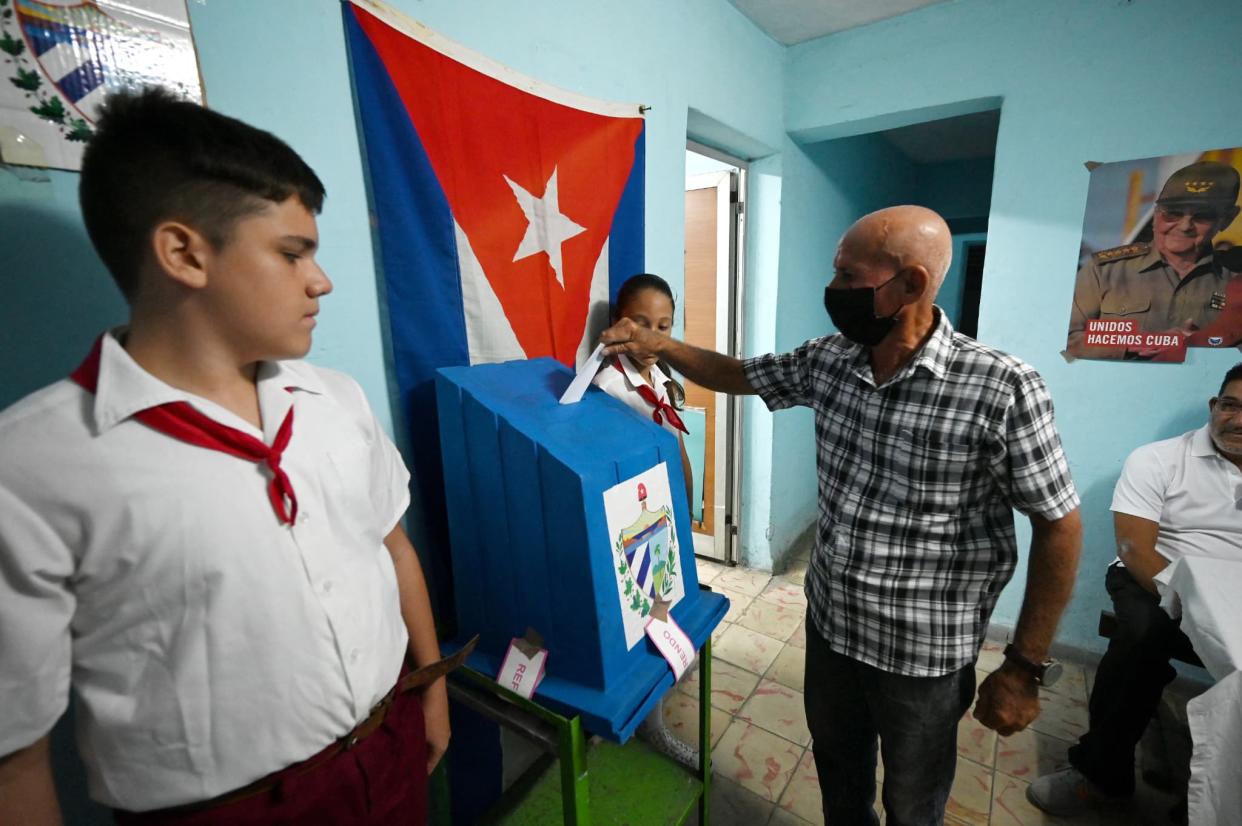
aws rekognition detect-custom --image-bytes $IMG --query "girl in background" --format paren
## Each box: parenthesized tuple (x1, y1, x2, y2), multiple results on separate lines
(593, 273, 698, 769)
(593, 273, 694, 506)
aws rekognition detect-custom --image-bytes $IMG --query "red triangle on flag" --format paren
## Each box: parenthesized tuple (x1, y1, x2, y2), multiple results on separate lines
(355, 8, 643, 365)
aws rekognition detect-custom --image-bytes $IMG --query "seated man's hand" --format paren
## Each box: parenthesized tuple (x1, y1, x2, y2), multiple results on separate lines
(600, 318, 665, 361)
(973, 664, 1040, 736)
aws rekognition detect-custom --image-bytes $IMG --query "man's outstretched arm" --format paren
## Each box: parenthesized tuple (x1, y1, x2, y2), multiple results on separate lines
(600, 319, 755, 395)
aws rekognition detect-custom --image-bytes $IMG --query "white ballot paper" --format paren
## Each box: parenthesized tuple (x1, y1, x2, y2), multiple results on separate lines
(559, 343, 607, 404)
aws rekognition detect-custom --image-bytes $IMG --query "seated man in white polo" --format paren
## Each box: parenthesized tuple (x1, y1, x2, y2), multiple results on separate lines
(1029, 362, 1242, 815)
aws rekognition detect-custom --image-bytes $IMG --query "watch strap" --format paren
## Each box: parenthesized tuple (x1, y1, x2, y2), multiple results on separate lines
(1003, 643, 1047, 678)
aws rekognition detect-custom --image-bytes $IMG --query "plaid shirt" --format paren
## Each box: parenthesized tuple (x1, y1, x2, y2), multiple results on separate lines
(744, 311, 1079, 677)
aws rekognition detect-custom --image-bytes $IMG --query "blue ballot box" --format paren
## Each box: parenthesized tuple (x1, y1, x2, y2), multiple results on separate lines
(436, 358, 729, 741)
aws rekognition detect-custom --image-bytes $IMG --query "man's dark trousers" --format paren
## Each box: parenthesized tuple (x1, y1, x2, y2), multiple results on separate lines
(804, 623, 976, 826)
(1068, 564, 1196, 796)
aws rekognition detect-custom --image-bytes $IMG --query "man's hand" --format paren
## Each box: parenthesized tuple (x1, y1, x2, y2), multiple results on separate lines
(599, 319, 756, 395)
(979, 509, 1078, 735)
(974, 665, 1040, 736)
(600, 318, 665, 361)
(422, 678, 450, 774)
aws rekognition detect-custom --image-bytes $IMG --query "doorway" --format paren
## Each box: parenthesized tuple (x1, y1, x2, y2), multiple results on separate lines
(957, 240, 987, 339)
(872, 108, 998, 335)
(683, 142, 745, 563)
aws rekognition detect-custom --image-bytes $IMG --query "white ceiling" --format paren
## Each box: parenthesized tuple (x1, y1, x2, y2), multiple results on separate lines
(728, 0, 952, 45)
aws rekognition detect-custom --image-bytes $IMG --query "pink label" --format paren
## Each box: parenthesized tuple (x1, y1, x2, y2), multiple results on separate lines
(645, 615, 694, 680)
(496, 640, 548, 699)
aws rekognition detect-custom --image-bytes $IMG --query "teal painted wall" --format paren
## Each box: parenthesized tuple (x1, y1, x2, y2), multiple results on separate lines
(753, 134, 918, 569)
(0, 0, 784, 436)
(755, 146, 995, 571)
(740, 153, 783, 566)
(0, 1, 784, 818)
(0, 0, 785, 549)
(917, 156, 995, 223)
(784, 0, 1242, 651)
(917, 157, 994, 329)
(6, 0, 1242, 814)
(942, 232, 988, 332)
(920, 159, 994, 334)
(0, 170, 127, 411)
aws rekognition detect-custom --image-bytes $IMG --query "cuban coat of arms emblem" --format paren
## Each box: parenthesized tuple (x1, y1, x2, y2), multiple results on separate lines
(602, 463, 686, 649)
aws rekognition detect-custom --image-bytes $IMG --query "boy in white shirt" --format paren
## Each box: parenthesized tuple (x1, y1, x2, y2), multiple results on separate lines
(0, 88, 447, 824)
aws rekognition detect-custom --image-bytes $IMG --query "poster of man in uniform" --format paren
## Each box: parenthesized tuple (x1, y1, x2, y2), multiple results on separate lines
(0, 0, 202, 171)
(1064, 148, 1242, 363)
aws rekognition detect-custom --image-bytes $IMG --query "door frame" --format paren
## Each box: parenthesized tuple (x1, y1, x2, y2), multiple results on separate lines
(686, 141, 748, 565)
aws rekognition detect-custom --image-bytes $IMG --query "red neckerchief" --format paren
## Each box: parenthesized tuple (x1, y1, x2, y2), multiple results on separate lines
(71, 335, 299, 525)
(612, 358, 688, 434)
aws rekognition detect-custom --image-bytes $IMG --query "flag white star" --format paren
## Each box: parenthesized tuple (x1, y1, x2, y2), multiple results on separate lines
(505, 167, 586, 287)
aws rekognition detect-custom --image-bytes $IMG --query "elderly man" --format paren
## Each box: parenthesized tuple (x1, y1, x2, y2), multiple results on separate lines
(1028, 363, 1242, 817)
(1066, 160, 1241, 360)
(602, 205, 1083, 826)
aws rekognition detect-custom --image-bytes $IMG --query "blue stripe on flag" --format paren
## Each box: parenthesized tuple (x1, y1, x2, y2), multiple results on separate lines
(608, 123, 645, 303)
(343, 8, 466, 615)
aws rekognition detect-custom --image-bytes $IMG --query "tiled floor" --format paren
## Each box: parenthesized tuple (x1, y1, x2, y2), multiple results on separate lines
(678, 552, 1186, 826)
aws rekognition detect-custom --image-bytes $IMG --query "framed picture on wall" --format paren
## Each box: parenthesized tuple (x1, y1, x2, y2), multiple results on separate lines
(1064, 147, 1242, 363)
(0, 0, 204, 171)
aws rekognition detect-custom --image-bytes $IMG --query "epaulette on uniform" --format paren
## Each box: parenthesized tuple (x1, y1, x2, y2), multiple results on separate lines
(1093, 242, 1149, 264)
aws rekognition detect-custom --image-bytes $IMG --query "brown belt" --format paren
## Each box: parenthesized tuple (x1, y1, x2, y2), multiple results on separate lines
(125, 637, 478, 820)
(336, 635, 479, 752)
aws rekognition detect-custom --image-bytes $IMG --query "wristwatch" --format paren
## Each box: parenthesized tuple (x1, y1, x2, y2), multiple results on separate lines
(1002, 644, 1063, 687)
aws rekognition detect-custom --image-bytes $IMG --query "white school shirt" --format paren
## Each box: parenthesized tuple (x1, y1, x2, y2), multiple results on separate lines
(1111, 425, 1242, 566)
(591, 355, 684, 439)
(0, 332, 410, 810)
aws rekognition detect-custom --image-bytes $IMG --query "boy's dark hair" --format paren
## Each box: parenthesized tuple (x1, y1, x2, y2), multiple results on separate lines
(79, 86, 326, 299)
(614, 272, 686, 409)
(1220, 363, 1242, 396)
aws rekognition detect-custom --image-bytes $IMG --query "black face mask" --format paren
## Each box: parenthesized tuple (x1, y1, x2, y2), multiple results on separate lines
(823, 274, 902, 346)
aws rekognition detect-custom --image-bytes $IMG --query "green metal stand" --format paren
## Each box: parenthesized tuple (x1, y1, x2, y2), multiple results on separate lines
(698, 635, 712, 825)
(444, 639, 715, 825)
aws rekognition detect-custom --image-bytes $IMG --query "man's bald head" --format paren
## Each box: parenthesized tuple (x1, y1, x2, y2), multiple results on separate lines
(840, 206, 953, 299)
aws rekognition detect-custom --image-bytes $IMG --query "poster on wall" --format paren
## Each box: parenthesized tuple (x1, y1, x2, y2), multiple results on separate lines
(603, 463, 685, 650)
(0, 0, 203, 171)
(1064, 148, 1242, 363)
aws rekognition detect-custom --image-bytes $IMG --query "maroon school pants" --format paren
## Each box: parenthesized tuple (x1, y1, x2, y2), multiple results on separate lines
(113, 687, 427, 826)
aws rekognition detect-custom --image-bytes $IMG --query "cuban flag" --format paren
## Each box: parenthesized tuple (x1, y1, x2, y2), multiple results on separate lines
(342, 0, 645, 605)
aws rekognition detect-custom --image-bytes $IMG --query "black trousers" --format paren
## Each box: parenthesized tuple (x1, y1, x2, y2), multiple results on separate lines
(1068, 564, 1197, 796)
(803, 622, 976, 826)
